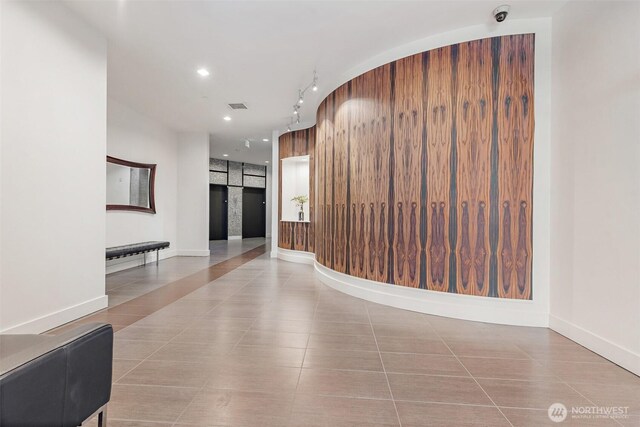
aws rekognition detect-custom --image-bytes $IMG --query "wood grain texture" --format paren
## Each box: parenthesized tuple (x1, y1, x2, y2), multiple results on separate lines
(425, 45, 454, 293)
(316, 101, 326, 264)
(333, 84, 349, 274)
(455, 39, 493, 297)
(496, 34, 534, 299)
(313, 34, 534, 299)
(278, 127, 316, 252)
(393, 54, 424, 288)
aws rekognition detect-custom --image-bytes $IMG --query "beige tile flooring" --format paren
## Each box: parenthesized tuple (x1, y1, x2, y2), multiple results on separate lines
(106, 239, 267, 307)
(83, 251, 639, 426)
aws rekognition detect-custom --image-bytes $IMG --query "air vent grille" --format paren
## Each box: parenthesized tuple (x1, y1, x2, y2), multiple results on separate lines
(228, 103, 248, 110)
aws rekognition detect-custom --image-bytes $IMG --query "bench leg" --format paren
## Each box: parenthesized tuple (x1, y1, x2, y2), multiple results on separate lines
(143, 253, 146, 268)
(97, 406, 107, 427)
(156, 249, 160, 266)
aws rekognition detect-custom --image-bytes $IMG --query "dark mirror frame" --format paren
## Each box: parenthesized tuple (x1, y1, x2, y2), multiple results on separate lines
(106, 155, 157, 214)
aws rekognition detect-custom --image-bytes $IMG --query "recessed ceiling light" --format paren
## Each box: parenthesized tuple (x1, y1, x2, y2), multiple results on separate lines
(223, 116, 231, 121)
(197, 68, 210, 77)
(262, 138, 269, 142)
(265, 160, 269, 163)
(223, 154, 229, 157)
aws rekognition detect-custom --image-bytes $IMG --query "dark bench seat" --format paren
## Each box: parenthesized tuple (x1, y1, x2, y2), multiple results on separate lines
(106, 241, 170, 266)
(0, 323, 113, 427)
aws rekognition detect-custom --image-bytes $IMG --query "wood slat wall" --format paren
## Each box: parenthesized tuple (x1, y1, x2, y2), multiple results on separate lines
(314, 34, 535, 299)
(278, 127, 316, 252)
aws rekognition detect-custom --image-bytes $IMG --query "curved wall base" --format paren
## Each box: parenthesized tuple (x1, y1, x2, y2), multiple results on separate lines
(314, 262, 548, 328)
(276, 248, 315, 265)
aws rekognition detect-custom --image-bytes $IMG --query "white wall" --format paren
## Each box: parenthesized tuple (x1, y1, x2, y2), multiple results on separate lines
(265, 164, 272, 238)
(177, 132, 210, 256)
(550, 1, 640, 375)
(106, 99, 179, 273)
(270, 129, 280, 255)
(0, 1, 107, 333)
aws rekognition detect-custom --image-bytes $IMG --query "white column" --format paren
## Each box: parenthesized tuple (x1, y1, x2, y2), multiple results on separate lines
(177, 132, 210, 256)
(270, 129, 280, 257)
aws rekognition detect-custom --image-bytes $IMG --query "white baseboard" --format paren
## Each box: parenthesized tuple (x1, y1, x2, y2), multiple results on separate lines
(314, 262, 548, 327)
(549, 314, 640, 376)
(276, 248, 315, 265)
(106, 249, 178, 274)
(1, 295, 109, 334)
(228, 236, 242, 240)
(177, 249, 211, 257)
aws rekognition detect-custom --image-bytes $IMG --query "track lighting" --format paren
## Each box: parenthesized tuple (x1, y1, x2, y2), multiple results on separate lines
(287, 70, 318, 130)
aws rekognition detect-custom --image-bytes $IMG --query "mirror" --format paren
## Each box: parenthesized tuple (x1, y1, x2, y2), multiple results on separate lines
(106, 156, 156, 213)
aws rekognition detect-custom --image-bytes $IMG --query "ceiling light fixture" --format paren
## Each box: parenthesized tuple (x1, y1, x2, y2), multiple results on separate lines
(223, 154, 229, 157)
(265, 160, 269, 164)
(286, 70, 318, 132)
(223, 116, 231, 121)
(262, 138, 269, 142)
(197, 68, 210, 77)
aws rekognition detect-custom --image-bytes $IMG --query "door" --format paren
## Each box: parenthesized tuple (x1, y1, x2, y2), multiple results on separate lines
(209, 185, 228, 240)
(242, 187, 266, 238)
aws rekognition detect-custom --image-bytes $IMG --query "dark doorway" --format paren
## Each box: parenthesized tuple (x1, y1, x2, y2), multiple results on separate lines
(209, 185, 228, 240)
(242, 187, 266, 238)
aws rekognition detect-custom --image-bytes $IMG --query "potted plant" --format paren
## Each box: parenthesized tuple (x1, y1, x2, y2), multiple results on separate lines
(291, 195, 309, 221)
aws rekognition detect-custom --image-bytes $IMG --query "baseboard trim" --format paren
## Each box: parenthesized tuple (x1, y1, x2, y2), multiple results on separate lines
(228, 236, 242, 240)
(177, 249, 211, 257)
(314, 262, 548, 327)
(1, 295, 109, 334)
(276, 248, 315, 265)
(549, 314, 640, 376)
(106, 249, 178, 274)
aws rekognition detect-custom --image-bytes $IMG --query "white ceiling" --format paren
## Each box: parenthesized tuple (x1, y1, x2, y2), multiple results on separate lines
(64, 0, 566, 165)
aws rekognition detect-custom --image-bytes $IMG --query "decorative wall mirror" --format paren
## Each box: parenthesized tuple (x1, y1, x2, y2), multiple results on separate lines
(106, 156, 157, 213)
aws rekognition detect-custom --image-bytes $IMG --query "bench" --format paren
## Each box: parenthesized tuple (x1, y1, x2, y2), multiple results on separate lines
(106, 241, 170, 266)
(0, 323, 113, 426)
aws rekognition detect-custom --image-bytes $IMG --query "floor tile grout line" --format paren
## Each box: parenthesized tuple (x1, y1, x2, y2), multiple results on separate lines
(430, 327, 515, 427)
(365, 303, 403, 427)
(288, 285, 321, 423)
(49, 245, 267, 335)
(167, 262, 274, 426)
(560, 377, 626, 426)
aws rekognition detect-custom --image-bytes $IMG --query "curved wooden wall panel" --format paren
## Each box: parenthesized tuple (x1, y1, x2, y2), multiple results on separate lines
(278, 127, 316, 252)
(315, 34, 534, 299)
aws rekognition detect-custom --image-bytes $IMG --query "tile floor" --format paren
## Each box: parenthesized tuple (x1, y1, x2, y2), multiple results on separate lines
(77, 245, 639, 426)
(106, 239, 267, 307)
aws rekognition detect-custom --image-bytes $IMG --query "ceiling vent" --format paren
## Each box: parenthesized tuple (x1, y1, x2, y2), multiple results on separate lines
(228, 103, 248, 110)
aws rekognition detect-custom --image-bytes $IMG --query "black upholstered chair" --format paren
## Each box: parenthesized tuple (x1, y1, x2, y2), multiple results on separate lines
(0, 323, 113, 427)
